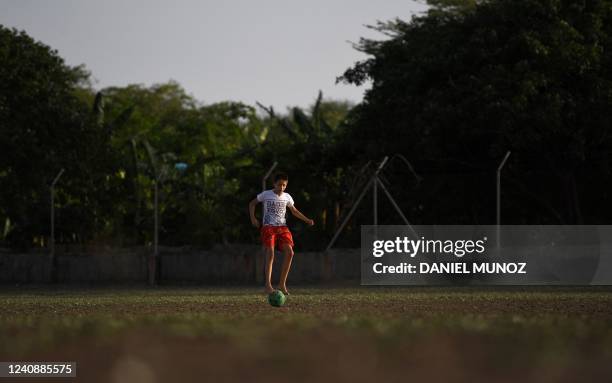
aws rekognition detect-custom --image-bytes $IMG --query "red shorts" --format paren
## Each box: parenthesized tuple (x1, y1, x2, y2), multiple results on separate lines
(260, 225, 294, 249)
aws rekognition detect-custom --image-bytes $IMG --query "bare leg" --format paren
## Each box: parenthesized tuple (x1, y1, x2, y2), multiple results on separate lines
(278, 244, 294, 295)
(264, 247, 275, 293)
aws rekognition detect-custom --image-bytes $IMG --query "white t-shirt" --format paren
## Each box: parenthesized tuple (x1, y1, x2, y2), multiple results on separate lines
(257, 189, 294, 226)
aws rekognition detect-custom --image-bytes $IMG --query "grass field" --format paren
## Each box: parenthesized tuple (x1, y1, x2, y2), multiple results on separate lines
(1, 286, 612, 382)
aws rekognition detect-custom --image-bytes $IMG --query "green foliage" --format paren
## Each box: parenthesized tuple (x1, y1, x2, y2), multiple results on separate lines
(7, 0, 612, 250)
(95, 82, 269, 246)
(426, 0, 479, 11)
(0, 24, 354, 250)
(338, 0, 612, 225)
(0, 26, 110, 249)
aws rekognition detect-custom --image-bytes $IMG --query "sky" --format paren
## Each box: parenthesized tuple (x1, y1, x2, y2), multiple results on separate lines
(0, 0, 428, 111)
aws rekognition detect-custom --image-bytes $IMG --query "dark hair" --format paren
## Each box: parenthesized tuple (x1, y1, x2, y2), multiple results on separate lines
(274, 172, 289, 182)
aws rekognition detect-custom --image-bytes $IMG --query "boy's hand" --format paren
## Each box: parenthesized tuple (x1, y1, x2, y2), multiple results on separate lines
(306, 218, 314, 226)
(251, 218, 260, 228)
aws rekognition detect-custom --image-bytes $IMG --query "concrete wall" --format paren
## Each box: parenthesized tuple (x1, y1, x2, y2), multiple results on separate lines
(0, 245, 360, 284)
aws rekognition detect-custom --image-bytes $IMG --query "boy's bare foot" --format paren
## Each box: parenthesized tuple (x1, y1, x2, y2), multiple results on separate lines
(278, 285, 290, 295)
(265, 285, 275, 294)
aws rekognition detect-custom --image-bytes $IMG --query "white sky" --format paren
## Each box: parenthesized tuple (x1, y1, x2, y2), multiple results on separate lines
(0, 0, 428, 111)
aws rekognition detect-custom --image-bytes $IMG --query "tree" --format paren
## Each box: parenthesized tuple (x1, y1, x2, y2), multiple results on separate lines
(338, 0, 612, 224)
(0, 26, 107, 249)
(98, 82, 268, 246)
(0, 26, 355, 250)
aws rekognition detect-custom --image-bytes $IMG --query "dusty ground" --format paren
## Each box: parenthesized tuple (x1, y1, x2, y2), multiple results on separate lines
(0, 286, 611, 383)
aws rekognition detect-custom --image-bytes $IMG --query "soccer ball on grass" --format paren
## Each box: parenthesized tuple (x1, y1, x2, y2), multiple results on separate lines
(268, 290, 286, 307)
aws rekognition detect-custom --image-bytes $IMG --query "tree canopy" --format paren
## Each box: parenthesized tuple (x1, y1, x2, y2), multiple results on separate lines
(0, 24, 354, 249)
(3, 1, 612, 250)
(0, 26, 108, 248)
(338, 0, 612, 224)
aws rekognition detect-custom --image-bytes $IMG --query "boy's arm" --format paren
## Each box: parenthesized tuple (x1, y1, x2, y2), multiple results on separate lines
(249, 198, 260, 228)
(288, 205, 314, 226)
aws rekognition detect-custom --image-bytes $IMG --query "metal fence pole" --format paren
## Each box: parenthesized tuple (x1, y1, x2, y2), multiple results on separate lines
(325, 157, 388, 252)
(262, 162, 278, 192)
(150, 166, 169, 286)
(149, 180, 158, 286)
(50, 168, 64, 283)
(497, 151, 511, 250)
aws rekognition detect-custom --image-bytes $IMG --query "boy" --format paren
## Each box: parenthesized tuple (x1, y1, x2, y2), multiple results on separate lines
(248, 172, 314, 295)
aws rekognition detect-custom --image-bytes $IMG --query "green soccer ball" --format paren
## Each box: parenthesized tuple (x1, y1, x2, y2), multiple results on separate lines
(268, 290, 286, 307)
